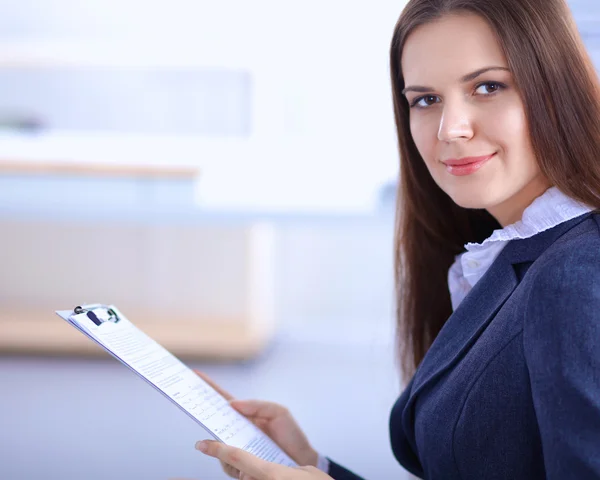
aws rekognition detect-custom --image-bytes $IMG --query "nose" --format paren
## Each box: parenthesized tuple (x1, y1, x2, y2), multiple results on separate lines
(437, 100, 474, 142)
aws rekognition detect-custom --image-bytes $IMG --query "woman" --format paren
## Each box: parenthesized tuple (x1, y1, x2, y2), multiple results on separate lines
(194, 0, 600, 478)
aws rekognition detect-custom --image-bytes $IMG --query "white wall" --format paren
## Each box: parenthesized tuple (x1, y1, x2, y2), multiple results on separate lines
(274, 217, 396, 343)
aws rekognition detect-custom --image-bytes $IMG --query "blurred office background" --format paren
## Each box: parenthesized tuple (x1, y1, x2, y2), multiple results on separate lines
(0, 1, 598, 479)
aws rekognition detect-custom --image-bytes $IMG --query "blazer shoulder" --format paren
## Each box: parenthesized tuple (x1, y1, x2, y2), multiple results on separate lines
(533, 212, 600, 273)
(522, 213, 600, 328)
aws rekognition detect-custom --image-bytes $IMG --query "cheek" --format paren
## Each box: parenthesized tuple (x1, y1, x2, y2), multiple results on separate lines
(410, 114, 439, 165)
(486, 100, 536, 167)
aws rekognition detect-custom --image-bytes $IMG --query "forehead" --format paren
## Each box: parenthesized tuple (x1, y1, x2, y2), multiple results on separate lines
(401, 13, 508, 85)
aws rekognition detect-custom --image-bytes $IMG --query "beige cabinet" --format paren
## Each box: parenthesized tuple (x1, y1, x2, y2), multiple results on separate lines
(0, 161, 277, 360)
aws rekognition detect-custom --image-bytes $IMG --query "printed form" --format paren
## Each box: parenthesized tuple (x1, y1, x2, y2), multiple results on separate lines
(56, 305, 296, 467)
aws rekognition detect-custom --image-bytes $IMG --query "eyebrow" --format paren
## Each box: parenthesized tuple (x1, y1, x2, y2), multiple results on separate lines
(401, 66, 510, 95)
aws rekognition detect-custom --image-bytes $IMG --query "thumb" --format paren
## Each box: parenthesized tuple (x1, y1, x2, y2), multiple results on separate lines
(228, 400, 287, 420)
(229, 399, 253, 413)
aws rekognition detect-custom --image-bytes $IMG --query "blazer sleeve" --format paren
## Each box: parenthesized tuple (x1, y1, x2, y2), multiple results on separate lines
(326, 458, 367, 480)
(523, 245, 600, 479)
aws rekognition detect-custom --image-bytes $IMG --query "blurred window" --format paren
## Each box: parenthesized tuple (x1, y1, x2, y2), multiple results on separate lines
(0, 67, 251, 135)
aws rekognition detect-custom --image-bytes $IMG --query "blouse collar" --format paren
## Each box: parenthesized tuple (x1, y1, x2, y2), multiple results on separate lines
(448, 187, 593, 311)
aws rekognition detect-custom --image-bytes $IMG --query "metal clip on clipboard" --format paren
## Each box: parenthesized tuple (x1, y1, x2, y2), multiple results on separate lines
(73, 304, 121, 327)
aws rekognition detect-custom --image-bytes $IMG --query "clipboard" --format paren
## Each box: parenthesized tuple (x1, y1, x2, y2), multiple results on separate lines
(56, 304, 297, 466)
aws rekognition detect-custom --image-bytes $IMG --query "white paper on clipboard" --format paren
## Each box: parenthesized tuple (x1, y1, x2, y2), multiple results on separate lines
(56, 304, 296, 466)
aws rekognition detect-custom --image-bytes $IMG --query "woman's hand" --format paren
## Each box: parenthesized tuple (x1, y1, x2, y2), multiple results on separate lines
(196, 440, 333, 480)
(194, 371, 319, 478)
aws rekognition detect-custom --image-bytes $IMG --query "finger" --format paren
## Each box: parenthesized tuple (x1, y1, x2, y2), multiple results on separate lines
(299, 466, 320, 473)
(253, 418, 270, 432)
(196, 441, 280, 479)
(221, 462, 240, 478)
(229, 400, 288, 420)
(194, 370, 234, 401)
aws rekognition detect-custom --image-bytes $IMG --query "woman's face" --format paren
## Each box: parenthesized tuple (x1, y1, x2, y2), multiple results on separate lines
(401, 13, 550, 226)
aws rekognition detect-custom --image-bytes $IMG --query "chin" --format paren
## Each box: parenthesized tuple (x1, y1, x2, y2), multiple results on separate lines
(444, 187, 495, 210)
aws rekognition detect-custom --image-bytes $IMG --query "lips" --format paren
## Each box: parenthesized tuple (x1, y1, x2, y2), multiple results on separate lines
(442, 153, 496, 176)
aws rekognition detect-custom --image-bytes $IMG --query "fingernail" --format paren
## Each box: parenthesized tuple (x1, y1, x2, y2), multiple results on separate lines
(195, 441, 208, 452)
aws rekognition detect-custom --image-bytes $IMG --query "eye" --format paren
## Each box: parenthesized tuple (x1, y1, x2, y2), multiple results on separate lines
(410, 94, 440, 108)
(474, 81, 505, 95)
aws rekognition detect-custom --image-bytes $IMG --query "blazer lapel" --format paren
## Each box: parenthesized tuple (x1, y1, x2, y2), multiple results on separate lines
(409, 245, 518, 399)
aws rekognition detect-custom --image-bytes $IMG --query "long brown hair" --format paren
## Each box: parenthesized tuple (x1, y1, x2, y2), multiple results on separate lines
(391, 0, 600, 379)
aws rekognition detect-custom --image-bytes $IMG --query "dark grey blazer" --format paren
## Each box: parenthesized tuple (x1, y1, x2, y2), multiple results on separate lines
(328, 212, 600, 480)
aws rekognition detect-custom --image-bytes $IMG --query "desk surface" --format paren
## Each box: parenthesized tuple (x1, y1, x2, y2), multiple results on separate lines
(0, 158, 200, 178)
(0, 312, 270, 361)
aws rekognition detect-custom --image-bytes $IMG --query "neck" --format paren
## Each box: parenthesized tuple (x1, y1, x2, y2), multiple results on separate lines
(487, 175, 552, 227)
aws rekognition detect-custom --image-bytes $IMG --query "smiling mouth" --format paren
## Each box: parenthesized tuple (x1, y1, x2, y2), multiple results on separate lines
(442, 153, 496, 176)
